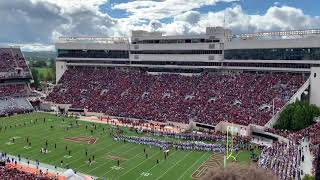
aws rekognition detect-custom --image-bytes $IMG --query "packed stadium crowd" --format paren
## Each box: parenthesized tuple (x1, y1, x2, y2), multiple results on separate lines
(258, 141, 301, 180)
(0, 154, 55, 180)
(0, 48, 31, 79)
(0, 84, 30, 97)
(0, 48, 33, 116)
(0, 166, 55, 180)
(265, 121, 320, 175)
(47, 67, 305, 126)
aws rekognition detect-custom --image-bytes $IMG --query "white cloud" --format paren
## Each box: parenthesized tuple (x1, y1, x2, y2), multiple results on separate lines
(1, 0, 320, 51)
(112, 0, 237, 21)
(174, 11, 201, 25)
(20, 43, 55, 52)
(155, 5, 320, 35)
(31, 0, 107, 13)
(0, 0, 115, 45)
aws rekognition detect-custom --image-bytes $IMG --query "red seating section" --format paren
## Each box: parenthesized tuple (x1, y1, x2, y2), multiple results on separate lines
(47, 67, 305, 126)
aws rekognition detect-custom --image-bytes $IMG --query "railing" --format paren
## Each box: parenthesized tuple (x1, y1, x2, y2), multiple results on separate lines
(58, 36, 129, 44)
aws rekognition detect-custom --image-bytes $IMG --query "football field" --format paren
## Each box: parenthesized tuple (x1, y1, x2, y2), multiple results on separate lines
(0, 113, 258, 179)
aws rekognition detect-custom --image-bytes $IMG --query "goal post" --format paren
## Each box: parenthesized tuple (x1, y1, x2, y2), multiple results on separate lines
(225, 123, 237, 166)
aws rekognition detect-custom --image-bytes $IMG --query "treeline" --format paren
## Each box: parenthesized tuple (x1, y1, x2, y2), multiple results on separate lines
(30, 59, 56, 89)
(274, 101, 320, 131)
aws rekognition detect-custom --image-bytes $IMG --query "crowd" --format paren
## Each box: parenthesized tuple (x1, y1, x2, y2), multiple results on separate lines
(0, 48, 31, 79)
(258, 141, 300, 180)
(113, 134, 234, 152)
(0, 84, 30, 97)
(0, 48, 33, 116)
(0, 154, 55, 180)
(0, 98, 33, 117)
(266, 121, 320, 175)
(47, 67, 305, 126)
(0, 166, 55, 180)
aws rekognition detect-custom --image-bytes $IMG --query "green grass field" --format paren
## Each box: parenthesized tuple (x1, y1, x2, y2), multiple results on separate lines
(0, 113, 259, 180)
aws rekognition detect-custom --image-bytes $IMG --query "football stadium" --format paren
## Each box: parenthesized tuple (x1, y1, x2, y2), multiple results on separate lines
(1, 26, 320, 180)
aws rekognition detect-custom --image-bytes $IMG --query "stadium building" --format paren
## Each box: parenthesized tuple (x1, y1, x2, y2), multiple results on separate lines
(2, 27, 320, 180)
(51, 27, 320, 127)
(48, 29, 320, 179)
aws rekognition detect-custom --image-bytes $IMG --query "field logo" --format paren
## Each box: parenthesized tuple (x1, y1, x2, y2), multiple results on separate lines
(64, 155, 72, 159)
(225, 124, 237, 167)
(141, 172, 152, 177)
(192, 153, 223, 179)
(64, 136, 97, 144)
(24, 146, 31, 149)
(111, 166, 123, 170)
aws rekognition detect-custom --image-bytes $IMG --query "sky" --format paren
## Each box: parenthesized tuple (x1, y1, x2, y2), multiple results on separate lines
(0, 0, 320, 51)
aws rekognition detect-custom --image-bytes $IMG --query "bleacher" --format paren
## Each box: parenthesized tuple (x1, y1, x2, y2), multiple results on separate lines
(0, 83, 30, 97)
(258, 141, 300, 180)
(0, 97, 33, 116)
(0, 47, 33, 116)
(0, 48, 31, 80)
(46, 66, 305, 126)
(0, 166, 55, 180)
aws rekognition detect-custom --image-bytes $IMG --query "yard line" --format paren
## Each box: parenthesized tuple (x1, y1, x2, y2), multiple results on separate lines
(155, 151, 192, 180)
(176, 152, 209, 180)
(101, 146, 152, 177)
(1, 123, 67, 155)
(135, 150, 179, 180)
(1, 118, 113, 167)
(119, 150, 163, 177)
(86, 143, 141, 173)
(69, 140, 121, 169)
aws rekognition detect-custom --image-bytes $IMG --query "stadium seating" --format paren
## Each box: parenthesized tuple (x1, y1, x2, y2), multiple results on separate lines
(258, 141, 300, 180)
(0, 166, 54, 180)
(0, 97, 33, 116)
(0, 48, 33, 116)
(0, 84, 30, 97)
(47, 67, 305, 126)
(266, 122, 320, 175)
(0, 48, 31, 79)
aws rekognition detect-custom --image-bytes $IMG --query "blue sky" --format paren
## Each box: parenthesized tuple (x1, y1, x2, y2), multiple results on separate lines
(102, 0, 319, 19)
(1, 0, 320, 51)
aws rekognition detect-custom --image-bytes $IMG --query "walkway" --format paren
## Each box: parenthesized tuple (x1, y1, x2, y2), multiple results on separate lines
(300, 138, 313, 178)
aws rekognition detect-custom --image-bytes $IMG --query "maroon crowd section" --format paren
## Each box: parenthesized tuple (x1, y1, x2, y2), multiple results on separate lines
(0, 166, 55, 180)
(47, 67, 305, 126)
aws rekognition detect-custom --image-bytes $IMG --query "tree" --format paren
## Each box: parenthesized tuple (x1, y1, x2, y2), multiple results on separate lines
(49, 58, 56, 82)
(31, 68, 40, 89)
(274, 101, 320, 131)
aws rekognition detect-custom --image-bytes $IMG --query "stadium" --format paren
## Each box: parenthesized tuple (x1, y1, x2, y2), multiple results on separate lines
(1, 26, 320, 180)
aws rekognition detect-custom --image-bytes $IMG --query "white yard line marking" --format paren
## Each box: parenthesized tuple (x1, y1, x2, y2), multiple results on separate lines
(119, 150, 163, 177)
(87, 143, 140, 173)
(135, 151, 179, 180)
(176, 152, 208, 180)
(155, 151, 192, 180)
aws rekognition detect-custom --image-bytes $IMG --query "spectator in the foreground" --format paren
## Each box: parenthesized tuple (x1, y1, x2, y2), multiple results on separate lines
(201, 164, 277, 180)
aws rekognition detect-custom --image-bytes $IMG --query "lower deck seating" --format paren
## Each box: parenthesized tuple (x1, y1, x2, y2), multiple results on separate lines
(0, 83, 30, 97)
(47, 67, 305, 126)
(0, 97, 33, 116)
(258, 141, 300, 180)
